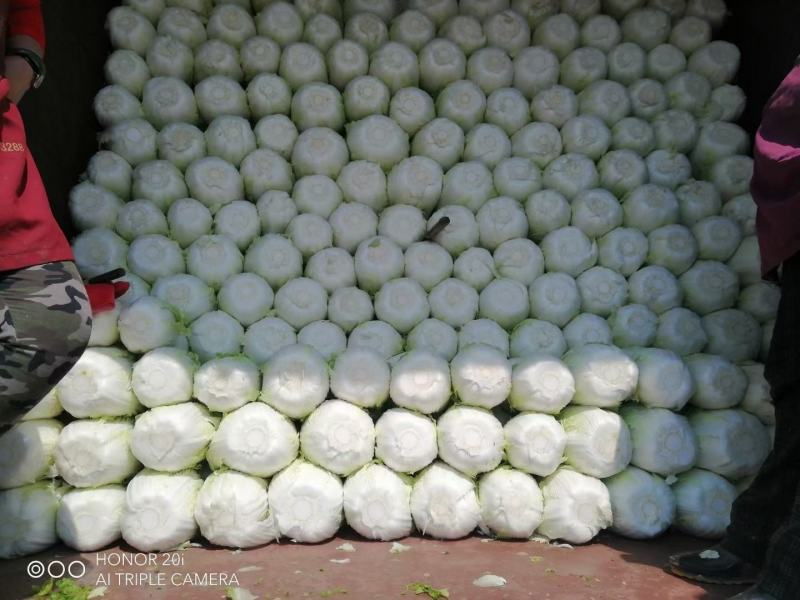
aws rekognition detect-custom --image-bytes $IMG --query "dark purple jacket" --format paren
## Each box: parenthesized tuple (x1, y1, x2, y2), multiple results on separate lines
(752, 62, 800, 274)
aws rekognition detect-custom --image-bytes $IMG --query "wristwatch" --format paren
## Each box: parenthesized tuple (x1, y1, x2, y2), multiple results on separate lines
(6, 47, 46, 89)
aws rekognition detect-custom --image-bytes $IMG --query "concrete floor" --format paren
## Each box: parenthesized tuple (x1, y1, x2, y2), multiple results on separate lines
(0, 531, 746, 600)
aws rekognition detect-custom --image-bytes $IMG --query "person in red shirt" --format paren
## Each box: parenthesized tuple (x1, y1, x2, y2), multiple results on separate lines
(0, 0, 91, 429)
(669, 59, 800, 600)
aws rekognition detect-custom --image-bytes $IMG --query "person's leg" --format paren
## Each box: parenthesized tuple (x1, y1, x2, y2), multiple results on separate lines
(754, 481, 800, 599)
(670, 254, 800, 584)
(720, 252, 800, 562)
(743, 255, 800, 599)
(721, 389, 800, 565)
(0, 261, 91, 428)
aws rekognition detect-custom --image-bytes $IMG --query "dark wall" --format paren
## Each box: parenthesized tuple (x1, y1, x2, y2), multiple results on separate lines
(16, 0, 800, 239)
(720, 0, 800, 136)
(18, 0, 118, 239)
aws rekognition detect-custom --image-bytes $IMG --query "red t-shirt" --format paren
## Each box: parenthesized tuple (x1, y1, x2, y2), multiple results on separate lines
(0, 0, 73, 272)
(7, 0, 46, 50)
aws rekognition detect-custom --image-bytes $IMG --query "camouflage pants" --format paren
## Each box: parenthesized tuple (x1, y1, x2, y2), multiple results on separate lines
(0, 261, 91, 427)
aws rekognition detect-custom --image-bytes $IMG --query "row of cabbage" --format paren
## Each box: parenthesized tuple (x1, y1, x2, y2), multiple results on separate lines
(0, 335, 772, 557)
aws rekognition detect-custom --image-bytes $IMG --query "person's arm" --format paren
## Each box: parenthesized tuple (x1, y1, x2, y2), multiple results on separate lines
(3, 0, 44, 103)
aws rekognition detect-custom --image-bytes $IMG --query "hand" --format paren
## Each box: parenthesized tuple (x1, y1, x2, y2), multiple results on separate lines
(3, 55, 35, 104)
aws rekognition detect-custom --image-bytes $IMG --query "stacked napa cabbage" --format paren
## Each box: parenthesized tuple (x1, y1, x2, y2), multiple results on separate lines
(0, 0, 774, 557)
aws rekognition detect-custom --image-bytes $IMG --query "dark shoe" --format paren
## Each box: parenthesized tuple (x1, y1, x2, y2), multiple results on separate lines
(728, 587, 778, 600)
(668, 547, 760, 585)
